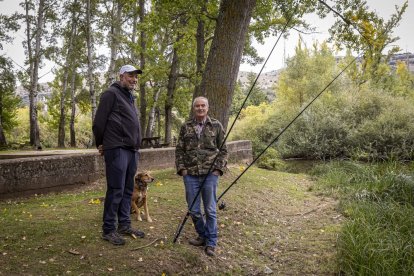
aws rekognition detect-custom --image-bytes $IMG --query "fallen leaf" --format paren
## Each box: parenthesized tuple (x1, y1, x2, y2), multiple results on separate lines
(88, 198, 101, 204)
(81, 236, 86, 239)
(138, 257, 143, 262)
(68, 249, 80, 255)
(107, 268, 114, 271)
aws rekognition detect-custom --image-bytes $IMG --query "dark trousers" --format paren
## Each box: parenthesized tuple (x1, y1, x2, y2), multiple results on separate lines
(102, 148, 138, 234)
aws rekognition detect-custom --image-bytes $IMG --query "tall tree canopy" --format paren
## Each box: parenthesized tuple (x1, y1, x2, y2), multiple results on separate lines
(0, 0, 409, 148)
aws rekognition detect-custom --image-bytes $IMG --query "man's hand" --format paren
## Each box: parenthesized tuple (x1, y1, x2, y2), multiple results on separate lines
(98, 145, 104, 156)
(212, 170, 221, 176)
(181, 169, 188, 176)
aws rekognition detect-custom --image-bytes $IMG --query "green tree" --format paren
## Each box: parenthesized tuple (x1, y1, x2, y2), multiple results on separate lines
(328, 0, 408, 86)
(20, 0, 59, 149)
(0, 12, 19, 50)
(199, 0, 317, 129)
(392, 61, 414, 97)
(56, 0, 81, 148)
(230, 72, 268, 115)
(0, 56, 20, 147)
(277, 41, 337, 108)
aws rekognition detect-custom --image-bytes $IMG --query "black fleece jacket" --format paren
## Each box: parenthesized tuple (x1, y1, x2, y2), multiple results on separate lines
(93, 82, 141, 151)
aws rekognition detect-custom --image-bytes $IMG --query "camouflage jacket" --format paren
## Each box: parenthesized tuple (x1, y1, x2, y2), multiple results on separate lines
(175, 116, 228, 176)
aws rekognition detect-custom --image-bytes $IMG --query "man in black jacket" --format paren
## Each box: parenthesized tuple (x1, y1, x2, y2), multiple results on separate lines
(93, 65, 145, 245)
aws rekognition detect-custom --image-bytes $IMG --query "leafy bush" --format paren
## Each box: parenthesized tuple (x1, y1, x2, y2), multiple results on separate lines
(231, 42, 414, 162)
(267, 89, 414, 161)
(5, 108, 30, 146)
(349, 96, 414, 161)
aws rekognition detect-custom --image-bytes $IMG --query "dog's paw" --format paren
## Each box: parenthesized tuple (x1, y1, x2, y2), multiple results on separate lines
(147, 217, 153, 223)
(137, 216, 143, 221)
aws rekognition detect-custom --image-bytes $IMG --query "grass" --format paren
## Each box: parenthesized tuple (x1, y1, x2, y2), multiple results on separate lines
(311, 161, 414, 275)
(0, 166, 340, 275)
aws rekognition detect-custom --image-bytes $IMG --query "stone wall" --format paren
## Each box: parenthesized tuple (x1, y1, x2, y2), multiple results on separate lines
(0, 140, 252, 199)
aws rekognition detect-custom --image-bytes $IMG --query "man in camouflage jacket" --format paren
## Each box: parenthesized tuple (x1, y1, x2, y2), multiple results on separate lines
(175, 96, 228, 257)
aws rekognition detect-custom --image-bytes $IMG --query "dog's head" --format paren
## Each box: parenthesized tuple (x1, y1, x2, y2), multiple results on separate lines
(135, 171, 155, 187)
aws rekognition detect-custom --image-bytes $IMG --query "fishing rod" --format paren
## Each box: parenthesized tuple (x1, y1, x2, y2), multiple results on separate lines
(317, 0, 373, 51)
(217, 0, 378, 205)
(172, 4, 300, 244)
(217, 54, 360, 204)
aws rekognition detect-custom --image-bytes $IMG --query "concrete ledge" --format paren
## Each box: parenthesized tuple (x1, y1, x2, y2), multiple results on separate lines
(0, 140, 252, 199)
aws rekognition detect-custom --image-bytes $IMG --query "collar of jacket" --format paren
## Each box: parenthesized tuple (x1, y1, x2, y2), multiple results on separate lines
(112, 81, 135, 101)
(191, 116, 212, 126)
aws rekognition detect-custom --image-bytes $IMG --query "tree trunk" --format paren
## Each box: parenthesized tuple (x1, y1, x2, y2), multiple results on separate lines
(198, 0, 256, 130)
(86, 0, 97, 147)
(58, 70, 69, 148)
(0, 124, 6, 147)
(26, 0, 45, 149)
(164, 46, 180, 144)
(156, 107, 161, 137)
(0, 101, 6, 146)
(138, 0, 147, 136)
(69, 69, 77, 147)
(145, 87, 161, 137)
(107, 0, 122, 84)
(58, 0, 78, 148)
(194, 0, 207, 97)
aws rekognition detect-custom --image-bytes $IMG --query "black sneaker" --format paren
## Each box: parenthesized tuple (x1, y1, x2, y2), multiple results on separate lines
(205, 246, 215, 257)
(102, 232, 126, 245)
(118, 226, 145, 238)
(189, 236, 206, 246)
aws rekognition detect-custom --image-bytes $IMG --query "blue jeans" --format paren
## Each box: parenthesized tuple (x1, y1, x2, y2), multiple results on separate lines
(183, 173, 219, 247)
(102, 148, 138, 234)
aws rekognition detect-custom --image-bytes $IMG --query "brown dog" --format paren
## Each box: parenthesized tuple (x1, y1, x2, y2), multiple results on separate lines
(131, 172, 155, 222)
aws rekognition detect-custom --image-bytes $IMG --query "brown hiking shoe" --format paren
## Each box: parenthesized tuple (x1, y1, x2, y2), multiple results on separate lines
(188, 236, 206, 246)
(205, 246, 215, 257)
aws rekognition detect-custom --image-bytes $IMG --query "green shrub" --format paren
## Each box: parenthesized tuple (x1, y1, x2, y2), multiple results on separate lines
(349, 96, 414, 161)
(255, 147, 287, 170)
(277, 90, 414, 161)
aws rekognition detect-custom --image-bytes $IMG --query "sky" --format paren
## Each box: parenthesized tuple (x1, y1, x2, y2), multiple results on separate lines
(1, 0, 413, 83)
(240, 0, 413, 73)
